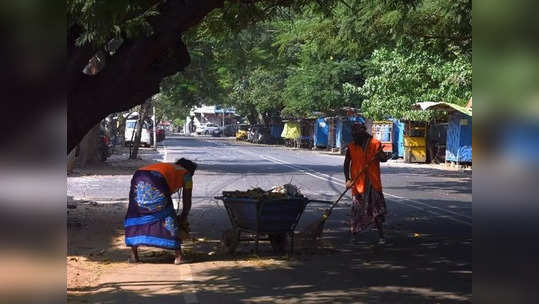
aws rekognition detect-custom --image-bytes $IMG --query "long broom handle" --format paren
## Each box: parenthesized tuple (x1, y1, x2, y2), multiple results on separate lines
(175, 188, 182, 216)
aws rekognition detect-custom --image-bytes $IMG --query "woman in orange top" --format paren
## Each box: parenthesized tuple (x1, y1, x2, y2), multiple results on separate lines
(125, 158, 197, 264)
(344, 122, 389, 245)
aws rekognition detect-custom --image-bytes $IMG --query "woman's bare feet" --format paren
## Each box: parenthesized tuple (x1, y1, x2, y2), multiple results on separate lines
(128, 246, 140, 263)
(174, 256, 184, 265)
(174, 249, 183, 265)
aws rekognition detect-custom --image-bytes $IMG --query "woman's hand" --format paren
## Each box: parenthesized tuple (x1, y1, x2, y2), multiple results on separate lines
(375, 145, 387, 162)
(345, 179, 354, 189)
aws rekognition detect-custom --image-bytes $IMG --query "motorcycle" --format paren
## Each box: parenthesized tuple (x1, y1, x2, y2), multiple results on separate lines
(97, 130, 113, 161)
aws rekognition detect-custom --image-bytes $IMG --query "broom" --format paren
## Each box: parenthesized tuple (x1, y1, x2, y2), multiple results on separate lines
(301, 152, 380, 240)
(175, 189, 191, 241)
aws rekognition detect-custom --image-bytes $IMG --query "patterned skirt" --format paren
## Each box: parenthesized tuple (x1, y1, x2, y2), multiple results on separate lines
(350, 186, 387, 234)
(124, 170, 180, 249)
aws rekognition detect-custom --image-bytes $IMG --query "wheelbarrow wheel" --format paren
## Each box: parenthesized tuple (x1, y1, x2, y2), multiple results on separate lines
(221, 229, 239, 255)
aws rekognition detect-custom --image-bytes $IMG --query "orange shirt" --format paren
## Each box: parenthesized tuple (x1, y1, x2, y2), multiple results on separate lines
(138, 163, 192, 193)
(348, 137, 383, 195)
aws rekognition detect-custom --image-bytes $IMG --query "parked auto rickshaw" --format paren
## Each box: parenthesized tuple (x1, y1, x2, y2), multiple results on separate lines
(236, 124, 249, 140)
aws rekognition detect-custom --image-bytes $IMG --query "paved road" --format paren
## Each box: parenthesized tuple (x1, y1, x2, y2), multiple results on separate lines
(68, 135, 472, 303)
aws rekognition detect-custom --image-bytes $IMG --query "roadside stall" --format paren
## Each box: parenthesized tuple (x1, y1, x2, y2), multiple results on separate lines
(403, 121, 428, 163)
(281, 121, 301, 147)
(371, 121, 393, 158)
(270, 123, 284, 141)
(299, 118, 315, 149)
(415, 102, 472, 165)
(336, 116, 365, 154)
(313, 117, 329, 149)
(392, 119, 405, 158)
(428, 122, 448, 163)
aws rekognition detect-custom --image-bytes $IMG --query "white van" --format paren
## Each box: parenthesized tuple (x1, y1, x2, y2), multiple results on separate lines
(125, 119, 153, 147)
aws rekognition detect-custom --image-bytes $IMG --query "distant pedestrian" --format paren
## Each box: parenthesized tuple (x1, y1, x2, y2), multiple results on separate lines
(344, 122, 389, 244)
(125, 158, 197, 264)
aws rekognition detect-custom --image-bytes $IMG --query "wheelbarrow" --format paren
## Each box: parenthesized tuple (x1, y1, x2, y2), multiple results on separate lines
(214, 195, 331, 255)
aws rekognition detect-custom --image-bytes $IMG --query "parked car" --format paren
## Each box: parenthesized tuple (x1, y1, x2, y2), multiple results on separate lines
(125, 119, 153, 147)
(195, 123, 220, 135)
(211, 124, 237, 137)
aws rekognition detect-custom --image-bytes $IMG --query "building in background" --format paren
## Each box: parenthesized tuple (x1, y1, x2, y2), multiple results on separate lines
(183, 105, 240, 135)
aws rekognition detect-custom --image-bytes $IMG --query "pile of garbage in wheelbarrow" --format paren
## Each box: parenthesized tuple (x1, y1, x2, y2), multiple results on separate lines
(222, 183, 303, 200)
(216, 184, 331, 255)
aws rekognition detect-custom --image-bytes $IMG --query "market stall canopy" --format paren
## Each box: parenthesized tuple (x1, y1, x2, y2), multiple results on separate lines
(281, 122, 301, 139)
(414, 102, 472, 117)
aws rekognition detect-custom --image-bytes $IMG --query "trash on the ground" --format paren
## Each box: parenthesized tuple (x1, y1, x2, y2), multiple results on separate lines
(222, 184, 303, 200)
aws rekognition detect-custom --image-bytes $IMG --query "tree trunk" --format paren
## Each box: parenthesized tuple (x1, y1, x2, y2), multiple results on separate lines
(78, 124, 100, 167)
(68, 1, 225, 153)
(117, 112, 127, 146)
(107, 113, 117, 146)
(67, 146, 77, 174)
(130, 101, 151, 159)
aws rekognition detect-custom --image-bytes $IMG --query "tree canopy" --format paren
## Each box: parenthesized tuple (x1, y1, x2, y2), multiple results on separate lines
(67, 0, 471, 151)
(156, 0, 471, 124)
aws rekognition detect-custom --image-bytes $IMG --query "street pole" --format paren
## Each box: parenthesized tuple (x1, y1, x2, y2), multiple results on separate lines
(152, 105, 157, 149)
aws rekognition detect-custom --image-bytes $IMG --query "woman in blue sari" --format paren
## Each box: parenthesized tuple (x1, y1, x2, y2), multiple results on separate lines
(125, 158, 197, 264)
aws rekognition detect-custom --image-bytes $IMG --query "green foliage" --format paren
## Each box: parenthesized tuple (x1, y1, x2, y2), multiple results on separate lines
(155, 26, 228, 123)
(230, 67, 286, 122)
(283, 59, 362, 117)
(358, 44, 472, 121)
(173, 118, 185, 127)
(68, 0, 159, 47)
(68, 0, 471, 124)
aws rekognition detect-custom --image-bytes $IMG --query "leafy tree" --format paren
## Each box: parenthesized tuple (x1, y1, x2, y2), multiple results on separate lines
(282, 59, 362, 117)
(213, 22, 288, 123)
(358, 44, 472, 121)
(67, 0, 471, 152)
(67, 0, 340, 152)
(272, 0, 471, 119)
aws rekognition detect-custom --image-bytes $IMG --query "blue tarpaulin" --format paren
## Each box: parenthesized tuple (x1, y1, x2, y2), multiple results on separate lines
(446, 112, 472, 162)
(270, 124, 284, 138)
(313, 118, 329, 147)
(336, 117, 364, 149)
(392, 119, 405, 157)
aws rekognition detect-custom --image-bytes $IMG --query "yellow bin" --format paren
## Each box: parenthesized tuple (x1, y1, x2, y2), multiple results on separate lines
(404, 136, 426, 163)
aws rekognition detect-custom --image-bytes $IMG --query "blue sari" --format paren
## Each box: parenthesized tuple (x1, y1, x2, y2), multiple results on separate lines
(124, 170, 180, 249)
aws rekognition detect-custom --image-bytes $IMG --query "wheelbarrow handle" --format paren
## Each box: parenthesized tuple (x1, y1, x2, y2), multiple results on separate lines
(307, 199, 333, 204)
